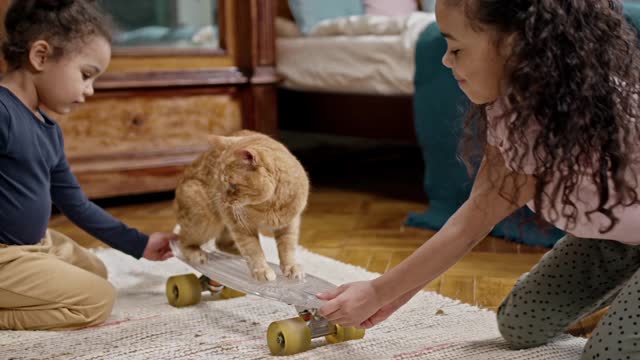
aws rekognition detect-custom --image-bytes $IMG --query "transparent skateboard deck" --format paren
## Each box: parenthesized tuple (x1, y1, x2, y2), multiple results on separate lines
(170, 241, 335, 310)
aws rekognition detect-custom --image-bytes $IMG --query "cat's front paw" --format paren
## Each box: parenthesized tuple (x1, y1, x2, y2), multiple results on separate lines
(183, 247, 208, 264)
(281, 263, 305, 280)
(252, 265, 277, 282)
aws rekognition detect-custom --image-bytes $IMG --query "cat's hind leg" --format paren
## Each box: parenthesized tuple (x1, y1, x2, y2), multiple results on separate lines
(214, 227, 240, 255)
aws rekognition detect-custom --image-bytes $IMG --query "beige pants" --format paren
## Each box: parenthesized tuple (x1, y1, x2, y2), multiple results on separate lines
(0, 229, 115, 330)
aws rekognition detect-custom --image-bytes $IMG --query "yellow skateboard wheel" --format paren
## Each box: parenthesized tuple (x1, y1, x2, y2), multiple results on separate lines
(166, 274, 202, 307)
(267, 317, 311, 356)
(325, 324, 366, 344)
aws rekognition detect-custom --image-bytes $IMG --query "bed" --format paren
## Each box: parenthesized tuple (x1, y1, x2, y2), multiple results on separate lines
(276, 1, 435, 141)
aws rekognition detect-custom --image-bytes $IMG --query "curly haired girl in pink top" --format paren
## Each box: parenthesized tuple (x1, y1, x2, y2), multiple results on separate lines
(318, 1, 640, 358)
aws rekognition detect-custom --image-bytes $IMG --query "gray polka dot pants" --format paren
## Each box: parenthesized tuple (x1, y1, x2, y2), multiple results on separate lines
(497, 235, 640, 360)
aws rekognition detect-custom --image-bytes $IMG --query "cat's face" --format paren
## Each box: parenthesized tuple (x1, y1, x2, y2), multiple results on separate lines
(210, 136, 276, 207)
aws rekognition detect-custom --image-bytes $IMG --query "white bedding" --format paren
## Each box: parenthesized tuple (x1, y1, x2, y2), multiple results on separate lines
(276, 12, 436, 95)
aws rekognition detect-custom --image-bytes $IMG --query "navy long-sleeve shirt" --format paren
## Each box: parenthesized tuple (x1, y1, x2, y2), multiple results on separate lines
(0, 87, 148, 258)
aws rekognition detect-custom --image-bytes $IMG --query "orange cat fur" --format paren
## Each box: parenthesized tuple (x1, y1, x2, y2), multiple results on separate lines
(174, 130, 309, 281)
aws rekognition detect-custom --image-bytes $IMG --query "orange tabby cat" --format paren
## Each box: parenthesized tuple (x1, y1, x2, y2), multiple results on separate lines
(174, 130, 309, 281)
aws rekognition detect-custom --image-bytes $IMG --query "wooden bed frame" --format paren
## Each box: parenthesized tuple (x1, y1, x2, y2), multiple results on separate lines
(276, 0, 419, 142)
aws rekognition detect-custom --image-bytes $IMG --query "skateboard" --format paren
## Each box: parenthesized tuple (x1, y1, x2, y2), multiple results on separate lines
(165, 240, 365, 356)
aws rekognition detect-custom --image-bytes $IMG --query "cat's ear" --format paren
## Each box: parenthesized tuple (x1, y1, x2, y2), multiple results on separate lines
(207, 134, 232, 149)
(234, 149, 258, 168)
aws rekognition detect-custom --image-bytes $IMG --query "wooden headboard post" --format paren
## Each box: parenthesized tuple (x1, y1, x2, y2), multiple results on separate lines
(277, 0, 294, 20)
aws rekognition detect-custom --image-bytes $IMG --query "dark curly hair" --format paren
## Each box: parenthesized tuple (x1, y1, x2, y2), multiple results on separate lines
(452, 0, 640, 233)
(2, 0, 112, 70)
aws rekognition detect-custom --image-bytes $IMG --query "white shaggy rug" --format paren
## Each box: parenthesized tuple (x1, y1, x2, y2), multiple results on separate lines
(0, 237, 586, 359)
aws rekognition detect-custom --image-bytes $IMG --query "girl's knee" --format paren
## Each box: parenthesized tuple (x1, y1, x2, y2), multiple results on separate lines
(80, 280, 116, 327)
(95, 280, 116, 317)
(497, 296, 554, 349)
(0, 280, 116, 330)
(497, 310, 552, 349)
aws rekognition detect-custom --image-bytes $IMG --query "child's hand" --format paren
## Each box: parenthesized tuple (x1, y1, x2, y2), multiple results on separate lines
(317, 280, 384, 328)
(359, 289, 417, 328)
(142, 232, 177, 261)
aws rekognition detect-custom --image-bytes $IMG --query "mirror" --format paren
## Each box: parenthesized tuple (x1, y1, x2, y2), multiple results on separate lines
(99, 0, 219, 50)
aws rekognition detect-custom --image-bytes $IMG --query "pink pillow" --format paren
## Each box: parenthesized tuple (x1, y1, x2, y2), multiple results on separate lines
(363, 0, 418, 16)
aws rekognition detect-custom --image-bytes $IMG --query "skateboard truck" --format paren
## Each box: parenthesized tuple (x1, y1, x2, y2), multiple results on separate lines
(203, 278, 224, 293)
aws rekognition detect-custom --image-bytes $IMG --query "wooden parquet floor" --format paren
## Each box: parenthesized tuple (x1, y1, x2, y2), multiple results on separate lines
(48, 136, 600, 337)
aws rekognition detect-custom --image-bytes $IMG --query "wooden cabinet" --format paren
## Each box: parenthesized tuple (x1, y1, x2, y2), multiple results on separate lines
(61, 91, 242, 158)
(2, 0, 279, 198)
(60, 88, 243, 197)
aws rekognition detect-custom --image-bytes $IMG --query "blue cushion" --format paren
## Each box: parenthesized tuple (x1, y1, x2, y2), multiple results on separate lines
(288, 0, 365, 34)
(624, 2, 640, 33)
